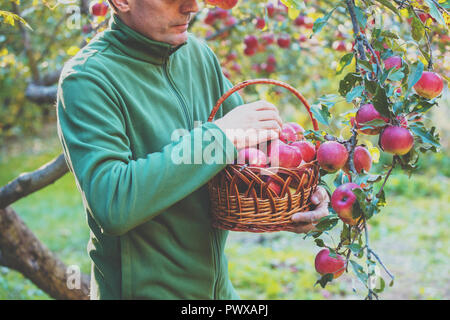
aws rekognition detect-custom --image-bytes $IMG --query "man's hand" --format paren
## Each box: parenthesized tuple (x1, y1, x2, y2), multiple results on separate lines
(289, 186, 330, 234)
(214, 100, 283, 150)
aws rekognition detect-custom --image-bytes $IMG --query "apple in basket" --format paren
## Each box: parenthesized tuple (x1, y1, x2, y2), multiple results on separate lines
(236, 147, 268, 167)
(290, 140, 316, 163)
(284, 122, 305, 141)
(279, 123, 298, 143)
(266, 177, 282, 196)
(267, 139, 302, 168)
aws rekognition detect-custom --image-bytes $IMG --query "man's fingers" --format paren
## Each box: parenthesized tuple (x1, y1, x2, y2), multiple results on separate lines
(291, 204, 329, 223)
(291, 222, 316, 234)
(256, 110, 283, 128)
(311, 186, 329, 205)
(253, 100, 279, 113)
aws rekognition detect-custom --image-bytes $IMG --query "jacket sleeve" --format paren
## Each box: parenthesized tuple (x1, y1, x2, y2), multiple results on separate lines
(56, 71, 237, 236)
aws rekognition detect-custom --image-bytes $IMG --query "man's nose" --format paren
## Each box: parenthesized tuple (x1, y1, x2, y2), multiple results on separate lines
(181, 0, 199, 14)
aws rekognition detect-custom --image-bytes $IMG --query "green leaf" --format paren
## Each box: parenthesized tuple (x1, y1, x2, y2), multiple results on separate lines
(407, 61, 424, 91)
(346, 243, 362, 254)
(310, 104, 331, 126)
(314, 214, 339, 232)
(315, 238, 326, 247)
(313, 7, 337, 34)
(339, 73, 362, 97)
(336, 53, 355, 75)
(314, 273, 334, 288)
(350, 260, 368, 286)
(375, 0, 401, 18)
(354, 6, 367, 28)
(372, 86, 391, 117)
(410, 13, 425, 42)
(387, 68, 405, 82)
(280, 0, 305, 10)
(346, 85, 364, 102)
(425, 0, 446, 25)
(409, 124, 440, 148)
(357, 118, 389, 131)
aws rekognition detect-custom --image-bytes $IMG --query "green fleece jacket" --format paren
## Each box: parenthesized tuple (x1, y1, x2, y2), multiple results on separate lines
(56, 14, 243, 299)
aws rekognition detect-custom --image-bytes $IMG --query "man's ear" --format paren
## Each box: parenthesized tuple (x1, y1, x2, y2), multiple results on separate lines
(110, 0, 131, 13)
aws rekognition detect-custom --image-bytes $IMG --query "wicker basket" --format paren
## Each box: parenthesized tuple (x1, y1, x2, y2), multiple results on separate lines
(207, 79, 321, 232)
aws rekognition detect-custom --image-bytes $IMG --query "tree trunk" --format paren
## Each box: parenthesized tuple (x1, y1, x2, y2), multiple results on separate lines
(0, 206, 90, 300)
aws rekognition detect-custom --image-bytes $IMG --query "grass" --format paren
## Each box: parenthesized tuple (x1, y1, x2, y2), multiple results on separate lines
(0, 124, 449, 300)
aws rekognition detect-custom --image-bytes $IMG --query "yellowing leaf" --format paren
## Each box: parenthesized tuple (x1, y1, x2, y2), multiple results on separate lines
(67, 46, 80, 56)
(362, 139, 380, 163)
(288, 7, 300, 20)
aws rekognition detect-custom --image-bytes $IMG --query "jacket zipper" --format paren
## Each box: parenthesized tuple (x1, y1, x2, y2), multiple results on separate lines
(163, 58, 193, 130)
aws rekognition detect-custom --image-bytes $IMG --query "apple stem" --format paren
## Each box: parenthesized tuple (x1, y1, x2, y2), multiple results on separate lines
(376, 156, 397, 199)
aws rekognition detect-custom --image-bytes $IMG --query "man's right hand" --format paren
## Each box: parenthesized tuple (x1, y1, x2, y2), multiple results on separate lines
(214, 100, 282, 150)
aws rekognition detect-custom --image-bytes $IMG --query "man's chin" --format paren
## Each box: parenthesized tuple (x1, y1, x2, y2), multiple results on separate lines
(168, 33, 189, 47)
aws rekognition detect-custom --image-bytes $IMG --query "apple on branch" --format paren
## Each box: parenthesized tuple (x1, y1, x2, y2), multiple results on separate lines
(317, 141, 348, 173)
(379, 126, 414, 156)
(90, 1, 109, 17)
(315, 248, 346, 279)
(413, 71, 444, 100)
(355, 103, 389, 135)
(331, 182, 362, 226)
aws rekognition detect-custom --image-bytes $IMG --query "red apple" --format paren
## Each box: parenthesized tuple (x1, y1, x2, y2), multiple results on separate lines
(255, 17, 266, 29)
(294, 15, 306, 26)
(298, 34, 307, 43)
(261, 33, 275, 45)
(380, 126, 414, 156)
(277, 34, 291, 48)
(331, 183, 361, 226)
(236, 147, 268, 168)
(317, 141, 349, 173)
(243, 46, 256, 56)
(90, 1, 109, 16)
(224, 16, 237, 26)
(384, 56, 402, 70)
(290, 140, 316, 163)
(244, 35, 258, 49)
(413, 71, 444, 99)
(355, 103, 389, 135)
(214, 7, 229, 19)
(285, 122, 305, 140)
(206, 0, 239, 10)
(344, 146, 372, 174)
(268, 139, 302, 168)
(263, 63, 276, 73)
(266, 54, 277, 65)
(333, 41, 347, 52)
(266, 3, 275, 17)
(204, 12, 216, 25)
(279, 123, 297, 143)
(315, 248, 346, 279)
(266, 177, 282, 196)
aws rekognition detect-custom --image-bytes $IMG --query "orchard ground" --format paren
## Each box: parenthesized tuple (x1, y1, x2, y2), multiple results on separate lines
(0, 116, 448, 300)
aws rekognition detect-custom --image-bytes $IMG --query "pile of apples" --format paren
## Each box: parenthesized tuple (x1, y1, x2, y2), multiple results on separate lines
(235, 122, 317, 197)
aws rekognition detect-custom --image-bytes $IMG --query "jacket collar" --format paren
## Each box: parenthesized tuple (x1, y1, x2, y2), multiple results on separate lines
(104, 14, 187, 65)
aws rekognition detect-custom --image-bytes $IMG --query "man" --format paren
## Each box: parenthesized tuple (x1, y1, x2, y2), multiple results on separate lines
(56, 0, 330, 299)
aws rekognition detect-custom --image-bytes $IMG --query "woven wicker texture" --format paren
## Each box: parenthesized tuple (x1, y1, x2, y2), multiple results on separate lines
(207, 79, 321, 232)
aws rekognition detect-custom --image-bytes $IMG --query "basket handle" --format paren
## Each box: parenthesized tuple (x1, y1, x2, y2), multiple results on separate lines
(207, 78, 319, 132)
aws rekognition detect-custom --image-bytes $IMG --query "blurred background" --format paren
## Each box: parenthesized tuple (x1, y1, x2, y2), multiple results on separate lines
(0, 0, 448, 299)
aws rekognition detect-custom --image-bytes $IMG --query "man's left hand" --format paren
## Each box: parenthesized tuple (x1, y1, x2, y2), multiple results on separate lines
(289, 186, 330, 234)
